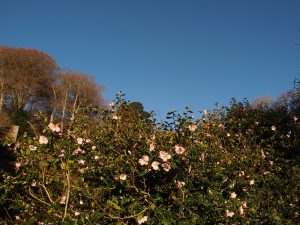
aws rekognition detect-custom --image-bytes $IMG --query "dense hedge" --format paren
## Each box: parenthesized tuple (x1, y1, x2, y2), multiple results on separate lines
(0, 94, 299, 224)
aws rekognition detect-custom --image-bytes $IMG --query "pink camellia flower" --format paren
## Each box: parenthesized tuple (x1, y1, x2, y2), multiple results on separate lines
(249, 179, 255, 185)
(48, 123, 60, 132)
(188, 124, 197, 131)
(159, 151, 171, 162)
(74, 211, 80, 216)
(238, 206, 244, 216)
(139, 155, 149, 166)
(230, 192, 237, 199)
(137, 216, 148, 224)
(149, 143, 155, 151)
(119, 174, 127, 180)
(39, 135, 48, 145)
(15, 163, 21, 169)
(225, 209, 234, 217)
(175, 145, 186, 155)
(92, 145, 97, 150)
(293, 116, 298, 122)
(77, 137, 84, 145)
(271, 125, 276, 131)
(151, 161, 160, 170)
(162, 162, 171, 172)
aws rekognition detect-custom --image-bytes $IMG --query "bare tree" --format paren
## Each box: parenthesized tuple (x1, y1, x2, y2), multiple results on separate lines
(0, 46, 57, 112)
(50, 70, 105, 132)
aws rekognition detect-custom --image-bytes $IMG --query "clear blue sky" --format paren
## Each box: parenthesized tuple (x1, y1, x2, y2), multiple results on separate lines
(1, 0, 299, 118)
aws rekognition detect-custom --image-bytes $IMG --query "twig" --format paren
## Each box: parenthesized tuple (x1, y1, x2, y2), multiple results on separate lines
(62, 168, 71, 222)
(41, 184, 54, 203)
(28, 187, 51, 206)
(105, 204, 153, 220)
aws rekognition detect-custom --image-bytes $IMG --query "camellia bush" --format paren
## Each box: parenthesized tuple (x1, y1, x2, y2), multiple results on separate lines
(0, 93, 299, 224)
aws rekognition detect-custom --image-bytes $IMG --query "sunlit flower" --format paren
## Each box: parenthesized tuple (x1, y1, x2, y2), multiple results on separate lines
(15, 162, 21, 169)
(175, 145, 186, 155)
(231, 192, 237, 199)
(176, 180, 186, 188)
(59, 150, 65, 158)
(80, 200, 83, 205)
(120, 174, 127, 180)
(78, 159, 85, 165)
(92, 145, 97, 150)
(199, 153, 205, 161)
(113, 115, 120, 120)
(225, 209, 234, 217)
(188, 124, 197, 131)
(94, 155, 99, 160)
(39, 136, 48, 145)
(60, 196, 66, 204)
(15, 216, 20, 220)
(139, 155, 149, 166)
(294, 116, 298, 122)
(159, 151, 171, 162)
(151, 161, 160, 170)
(29, 145, 37, 151)
(162, 162, 171, 172)
(48, 123, 60, 132)
(31, 180, 37, 187)
(137, 216, 148, 224)
(227, 133, 231, 137)
(85, 139, 91, 143)
(239, 171, 245, 176)
(271, 125, 276, 131)
(261, 150, 266, 159)
(238, 206, 244, 216)
(74, 211, 80, 216)
(249, 179, 255, 185)
(149, 143, 155, 151)
(77, 137, 84, 145)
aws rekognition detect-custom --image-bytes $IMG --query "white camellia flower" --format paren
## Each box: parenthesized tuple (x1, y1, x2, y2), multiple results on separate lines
(139, 155, 149, 166)
(175, 145, 186, 155)
(149, 143, 155, 151)
(78, 160, 85, 165)
(188, 124, 197, 131)
(48, 123, 60, 132)
(151, 161, 160, 170)
(162, 162, 171, 172)
(137, 216, 148, 224)
(230, 192, 237, 199)
(119, 174, 127, 180)
(271, 125, 276, 131)
(39, 136, 48, 145)
(77, 138, 84, 145)
(238, 206, 244, 216)
(29, 145, 37, 151)
(159, 151, 171, 162)
(74, 211, 80, 216)
(249, 179, 255, 185)
(225, 210, 234, 217)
